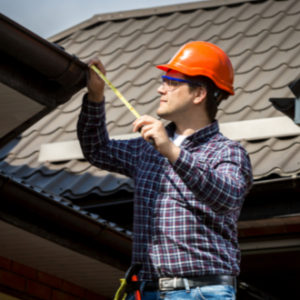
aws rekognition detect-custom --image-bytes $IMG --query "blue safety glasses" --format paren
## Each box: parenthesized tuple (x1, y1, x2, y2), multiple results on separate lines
(161, 75, 200, 91)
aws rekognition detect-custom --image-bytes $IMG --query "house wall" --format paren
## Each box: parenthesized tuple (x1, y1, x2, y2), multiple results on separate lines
(0, 256, 108, 300)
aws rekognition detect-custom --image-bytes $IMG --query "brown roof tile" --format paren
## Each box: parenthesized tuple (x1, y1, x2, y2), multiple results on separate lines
(1, 0, 300, 201)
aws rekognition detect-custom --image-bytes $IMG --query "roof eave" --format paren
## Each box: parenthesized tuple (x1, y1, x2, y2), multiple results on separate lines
(0, 174, 132, 270)
(0, 13, 88, 146)
(0, 13, 87, 106)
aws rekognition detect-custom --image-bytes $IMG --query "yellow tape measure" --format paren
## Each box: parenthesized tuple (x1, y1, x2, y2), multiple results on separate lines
(90, 64, 155, 145)
(90, 65, 141, 119)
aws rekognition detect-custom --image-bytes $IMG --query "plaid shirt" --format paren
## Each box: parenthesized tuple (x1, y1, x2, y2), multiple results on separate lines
(77, 95, 253, 280)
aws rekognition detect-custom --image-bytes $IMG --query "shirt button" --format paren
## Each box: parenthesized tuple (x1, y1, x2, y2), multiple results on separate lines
(152, 238, 158, 245)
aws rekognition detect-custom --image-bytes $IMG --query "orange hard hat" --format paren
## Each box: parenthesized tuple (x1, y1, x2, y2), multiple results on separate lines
(156, 41, 234, 95)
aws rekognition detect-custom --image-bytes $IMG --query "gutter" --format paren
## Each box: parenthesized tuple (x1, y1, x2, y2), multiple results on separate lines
(0, 13, 87, 106)
(0, 174, 132, 271)
(0, 13, 88, 146)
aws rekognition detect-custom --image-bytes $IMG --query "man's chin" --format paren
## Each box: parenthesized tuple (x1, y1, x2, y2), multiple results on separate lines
(157, 110, 169, 120)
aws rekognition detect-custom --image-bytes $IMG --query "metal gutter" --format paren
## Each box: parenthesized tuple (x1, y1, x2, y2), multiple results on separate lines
(0, 13, 87, 104)
(0, 174, 132, 270)
(0, 13, 88, 146)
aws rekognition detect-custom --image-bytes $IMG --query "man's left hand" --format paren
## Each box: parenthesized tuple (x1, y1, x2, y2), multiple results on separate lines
(133, 116, 180, 163)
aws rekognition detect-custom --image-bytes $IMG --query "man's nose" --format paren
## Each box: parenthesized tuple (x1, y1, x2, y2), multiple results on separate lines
(157, 82, 166, 94)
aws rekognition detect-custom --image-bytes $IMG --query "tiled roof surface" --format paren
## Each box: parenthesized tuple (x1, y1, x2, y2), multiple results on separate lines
(1, 0, 300, 205)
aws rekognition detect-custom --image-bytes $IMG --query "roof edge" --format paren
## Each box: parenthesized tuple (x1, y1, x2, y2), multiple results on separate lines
(238, 215, 300, 238)
(49, 0, 254, 42)
(38, 116, 300, 162)
(0, 173, 132, 270)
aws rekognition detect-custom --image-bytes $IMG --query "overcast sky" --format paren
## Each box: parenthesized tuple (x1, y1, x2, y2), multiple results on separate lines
(0, 0, 207, 38)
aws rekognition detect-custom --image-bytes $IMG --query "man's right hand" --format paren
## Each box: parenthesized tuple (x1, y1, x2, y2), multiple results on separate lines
(87, 58, 106, 103)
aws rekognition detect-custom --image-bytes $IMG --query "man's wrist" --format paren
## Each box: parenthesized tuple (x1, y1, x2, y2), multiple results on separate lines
(87, 92, 104, 103)
(160, 141, 181, 164)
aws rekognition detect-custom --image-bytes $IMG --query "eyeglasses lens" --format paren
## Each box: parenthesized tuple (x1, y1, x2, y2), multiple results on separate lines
(161, 78, 182, 91)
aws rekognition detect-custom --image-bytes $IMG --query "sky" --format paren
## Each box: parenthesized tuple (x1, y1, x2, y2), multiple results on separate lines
(0, 0, 207, 38)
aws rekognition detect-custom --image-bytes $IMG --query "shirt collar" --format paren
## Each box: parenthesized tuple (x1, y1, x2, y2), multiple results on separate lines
(166, 120, 220, 145)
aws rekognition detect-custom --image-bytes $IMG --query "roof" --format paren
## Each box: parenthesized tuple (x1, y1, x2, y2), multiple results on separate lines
(1, 0, 300, 296)
(1, 0, 300, 202)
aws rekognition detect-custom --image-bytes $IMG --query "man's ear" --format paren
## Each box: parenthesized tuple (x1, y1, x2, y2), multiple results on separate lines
(193, 87, 207, 105)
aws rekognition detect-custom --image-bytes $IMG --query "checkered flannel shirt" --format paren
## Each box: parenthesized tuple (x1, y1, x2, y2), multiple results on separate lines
(77, 95, 253, 280)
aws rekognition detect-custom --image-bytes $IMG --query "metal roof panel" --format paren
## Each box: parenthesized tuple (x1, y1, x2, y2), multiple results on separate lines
(1, 0, 300, 202)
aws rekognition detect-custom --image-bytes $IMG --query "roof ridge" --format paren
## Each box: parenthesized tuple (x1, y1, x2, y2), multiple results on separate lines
(236, 62, 300, 76)
(230, 42, 300, 57)
(63, 183, 134, 198)
(49, 0, 252, 42)
(206, 24, 300, 43)
(235, 83, 284, 93)
(59, 3, 300, 46)
(253, 167, 300, 180)
(247, 139, 300, 155)
(76, 25, 300, 62)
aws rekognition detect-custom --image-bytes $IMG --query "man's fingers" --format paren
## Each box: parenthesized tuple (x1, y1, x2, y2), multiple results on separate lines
(88, 59, 106, 79)
(133, 115, 155, 132)
(137, 124, 155, 145)
(86, 58, 106, 102)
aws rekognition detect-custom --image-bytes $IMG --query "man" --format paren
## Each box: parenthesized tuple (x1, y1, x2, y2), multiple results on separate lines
(77, 41, 253, 300)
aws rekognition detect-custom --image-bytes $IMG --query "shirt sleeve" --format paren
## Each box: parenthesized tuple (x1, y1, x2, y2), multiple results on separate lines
(77, 94, 141, 178)
(172, 143, 253, 214)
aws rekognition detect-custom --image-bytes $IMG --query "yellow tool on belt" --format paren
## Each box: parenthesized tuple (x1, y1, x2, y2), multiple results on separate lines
(90, 65, 141, 119)
(113, 264, 142, 300)
(114, 278, 128, 300)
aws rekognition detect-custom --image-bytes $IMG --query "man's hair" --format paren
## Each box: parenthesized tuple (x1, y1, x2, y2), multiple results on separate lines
(185, 75, 229, 121)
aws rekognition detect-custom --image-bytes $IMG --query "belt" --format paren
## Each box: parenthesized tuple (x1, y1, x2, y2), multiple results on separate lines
(129, 275, 236, 292)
